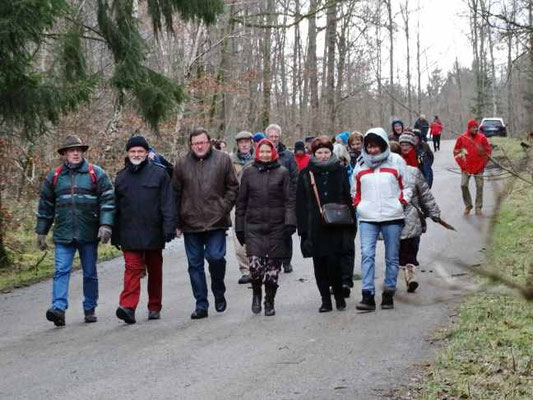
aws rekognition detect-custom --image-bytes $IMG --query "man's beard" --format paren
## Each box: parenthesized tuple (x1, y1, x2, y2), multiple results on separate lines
(129, 157, 145, 165)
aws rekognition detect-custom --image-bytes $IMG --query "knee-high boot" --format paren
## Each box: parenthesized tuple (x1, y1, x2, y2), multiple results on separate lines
(251, 281, 262, 314)
(264, 284, 277, 316)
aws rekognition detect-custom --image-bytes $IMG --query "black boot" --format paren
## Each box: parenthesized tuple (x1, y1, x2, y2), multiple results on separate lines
(264, 285, 277, 316)
(319, 296, 333, 313)
(46, 307, 65, 326)
(252, 283, 262, 314)
(84, 308, 97, 323)
(356, 290, 376, 311)
(333, 284, 346, 311)
(381, 289, 395, 309)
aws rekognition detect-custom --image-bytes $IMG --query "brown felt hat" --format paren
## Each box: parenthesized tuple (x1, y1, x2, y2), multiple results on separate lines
(57, 135, 89, 155)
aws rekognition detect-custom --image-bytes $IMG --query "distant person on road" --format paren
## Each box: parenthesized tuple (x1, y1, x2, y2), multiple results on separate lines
(390, 141, 441, 293)
(430, 116, 443, 152)
(352, 128, 411, 311)
(296, 136, 356, 313)
(235, 139, 296, 316)
(231, 131, 255, 285)
(265, 123, 298, 274)
(294, 140, 311, 171)
(113, 136, 176, 324)
(414, 114, 430, 142)
(36, 136, 115, 326)
(389, 119, 405, 142)
(172, 127, 239, 320)
(453, 119, 492, 216)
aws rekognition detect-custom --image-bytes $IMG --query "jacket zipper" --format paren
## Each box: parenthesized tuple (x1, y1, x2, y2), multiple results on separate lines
(70, 170, 78, 240)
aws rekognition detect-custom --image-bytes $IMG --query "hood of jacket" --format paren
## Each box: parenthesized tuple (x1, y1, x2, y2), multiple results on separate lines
(362, 128, 391, 169)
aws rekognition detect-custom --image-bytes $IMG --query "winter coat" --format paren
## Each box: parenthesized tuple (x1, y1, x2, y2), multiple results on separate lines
(294, 153, 311, 171)
(112, 159, 176, 250)
(172, 148, 239, 233)
(231, 150, 254, 183)
(235, 160, 296, 258)
(401, 166, 440, 239)
(36, 159, 115, 244)
(430, 121, 443, 136)
(414, 118, 430, 138)
(352, 129, 411, 223)
(417, 142, 434, 188)
(148, 148, 173, 177)
(453, 131, 492, 175)
(296, 156, 356, 258)
(277, 143, 298, 191)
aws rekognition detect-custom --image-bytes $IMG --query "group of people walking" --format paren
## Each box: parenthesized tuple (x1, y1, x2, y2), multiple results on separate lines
(36, 116, 492, 326)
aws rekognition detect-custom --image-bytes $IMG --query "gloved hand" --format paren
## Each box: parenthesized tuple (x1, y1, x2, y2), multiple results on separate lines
(37, 234, 48, 251)
(431, 216, 441, 223)
(97, 225, 112, 244)
(235, 231, 245, 246)
(164, 232, 175, 243)
(285, 225, 296, 236)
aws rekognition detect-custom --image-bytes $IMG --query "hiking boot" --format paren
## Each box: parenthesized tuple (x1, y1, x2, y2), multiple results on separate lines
(238, 274, 252, 284)
(463, 206, 472, 215)
(404, 264, 419, 293)
(283, 263, 293, 273)
(46, 307, 65, 326)
(84, 308, 97, 323)
(148, 310, 160, 320)
(251, 284, 262, 314)
(191, 309, 208, 319)
(381, 289, 395, 310)
(319, 297, 333, 313)
(264, 285, 277, 316)
(335, 296, 346, 311)
(215, 297, 227, 313)
(116, 306, 136, 324)
(356, 290, 376, 311)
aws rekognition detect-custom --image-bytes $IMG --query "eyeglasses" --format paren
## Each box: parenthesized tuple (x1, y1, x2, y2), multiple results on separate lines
(191, 141, 209, 147)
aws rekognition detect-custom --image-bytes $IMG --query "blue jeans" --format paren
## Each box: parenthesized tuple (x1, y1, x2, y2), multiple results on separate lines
(359, 221, 403, 294)
(52, 241, 98, 311)
(183, 230, 227, 311)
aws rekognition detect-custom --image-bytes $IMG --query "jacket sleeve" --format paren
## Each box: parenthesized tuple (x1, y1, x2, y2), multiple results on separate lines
(35, 171, 56, 235)
(421, 146, 434, 188)
(453, 137, 467, 171)
(482, 136, 492, 167)
(235, 169, 249, 233)
(296, 171, 309, 236)
(222, 155, 240, 214)
(96, 169, 115, 227)
(342, 168, 356, 226)
(397, 158, 412, 205)
(416, 170, 440, 218)
(283, 169, 297, 227)
(171, 160, 182, 229)
(160, 172, 177, 236)
(111, 174, 121, 246)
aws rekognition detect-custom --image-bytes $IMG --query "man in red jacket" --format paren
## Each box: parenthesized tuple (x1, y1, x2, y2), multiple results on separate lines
(453, 119, 492, 215)
(430, 116, 443, 152)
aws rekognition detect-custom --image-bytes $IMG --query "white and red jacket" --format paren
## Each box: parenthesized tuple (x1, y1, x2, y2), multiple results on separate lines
(351, 130, 411, 223)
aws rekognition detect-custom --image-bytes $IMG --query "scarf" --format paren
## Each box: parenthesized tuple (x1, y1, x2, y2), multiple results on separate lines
(65, 160, 83, 170)
(402, 148, 419, 167)
(309, 154, 340, 172)
(237, 150, 254, 165)
(361, 148, 390, 169)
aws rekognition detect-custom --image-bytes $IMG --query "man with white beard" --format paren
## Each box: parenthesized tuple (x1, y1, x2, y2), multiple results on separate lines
(113, 136, 177, 324)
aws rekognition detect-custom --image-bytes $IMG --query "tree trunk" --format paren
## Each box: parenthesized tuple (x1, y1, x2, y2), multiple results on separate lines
(325, 0, 337, 132)
(386, 0, 395, 117)
(308, 0, 320, 135)
(262, 0, 275, 127)
(417, 19, 422, 115)
(402, 1, 413, 123)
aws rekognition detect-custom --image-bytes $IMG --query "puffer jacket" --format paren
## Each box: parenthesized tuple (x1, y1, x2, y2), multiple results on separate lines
(172, 148, 239, 233)
(453, 131, 492, 175)
(36, 159, 115, 244)
(112, 159, 176, 250)
(401, 166, 440, 239)
(352, 129, 411, 223)
(235, 159, 295, 258)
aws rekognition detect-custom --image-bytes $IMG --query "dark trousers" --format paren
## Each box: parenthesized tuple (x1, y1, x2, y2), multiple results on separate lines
(433, 135, 441, 151)
(399, 237, 420, 266)
(120, 250, 163, 312)
(312, 255, 343, 302)
(341, 230, 356, 287)
(184, 230, 227, 311)
(281, 235, 293, 268)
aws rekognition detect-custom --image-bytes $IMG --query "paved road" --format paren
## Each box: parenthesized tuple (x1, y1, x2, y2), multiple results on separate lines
(0, 141, 500, 399)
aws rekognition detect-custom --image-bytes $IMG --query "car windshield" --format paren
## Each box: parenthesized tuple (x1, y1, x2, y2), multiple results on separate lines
(483, 120, 503, 128)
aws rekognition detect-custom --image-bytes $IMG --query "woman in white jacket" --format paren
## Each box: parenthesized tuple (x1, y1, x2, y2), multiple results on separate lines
(352, 128, 411, 310)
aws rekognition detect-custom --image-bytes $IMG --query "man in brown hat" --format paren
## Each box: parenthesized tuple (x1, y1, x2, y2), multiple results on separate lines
(36, 135, 115, 326)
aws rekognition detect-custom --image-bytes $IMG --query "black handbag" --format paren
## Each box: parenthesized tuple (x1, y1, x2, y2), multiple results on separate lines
(309, 171, 355, 226)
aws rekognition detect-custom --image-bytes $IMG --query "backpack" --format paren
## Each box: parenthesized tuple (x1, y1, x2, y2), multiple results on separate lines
(52, 164, 97, 188)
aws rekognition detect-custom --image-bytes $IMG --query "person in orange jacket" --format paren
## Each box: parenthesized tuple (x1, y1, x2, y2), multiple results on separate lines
(453, 119, 492, 215)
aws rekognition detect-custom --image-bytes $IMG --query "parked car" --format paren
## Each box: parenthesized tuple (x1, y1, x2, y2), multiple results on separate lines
(479, 118, 507, 137)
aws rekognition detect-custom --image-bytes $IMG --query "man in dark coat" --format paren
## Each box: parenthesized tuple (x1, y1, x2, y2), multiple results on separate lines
(414, 114, 430, 142)
(265, 123, 298, 273)
(36, 136, 115, 326)
(173, 128, 239, 320)
(113, 136, 176, 324)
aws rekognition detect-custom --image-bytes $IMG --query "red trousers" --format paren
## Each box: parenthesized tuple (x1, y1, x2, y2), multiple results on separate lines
(119, 250, 163, 312)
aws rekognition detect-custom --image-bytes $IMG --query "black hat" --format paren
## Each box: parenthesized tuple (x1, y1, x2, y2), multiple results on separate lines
(126, 135, 149, 151)
(294, 140, 305, 152)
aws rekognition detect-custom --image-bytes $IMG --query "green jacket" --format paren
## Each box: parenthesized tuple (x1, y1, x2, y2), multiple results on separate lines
(36, 159, 115, 244)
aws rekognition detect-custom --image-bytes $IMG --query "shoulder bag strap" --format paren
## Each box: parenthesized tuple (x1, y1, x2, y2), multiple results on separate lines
(308, 171, 324, 214)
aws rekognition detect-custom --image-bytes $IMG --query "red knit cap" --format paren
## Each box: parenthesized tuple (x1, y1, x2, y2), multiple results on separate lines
(467, 119, 479, 130)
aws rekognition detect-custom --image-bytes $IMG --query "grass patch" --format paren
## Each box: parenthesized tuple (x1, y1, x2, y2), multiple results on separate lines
(0, 199, 120, 292)
(417, 178, 533, 399)
(490, 137, 524, 161)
